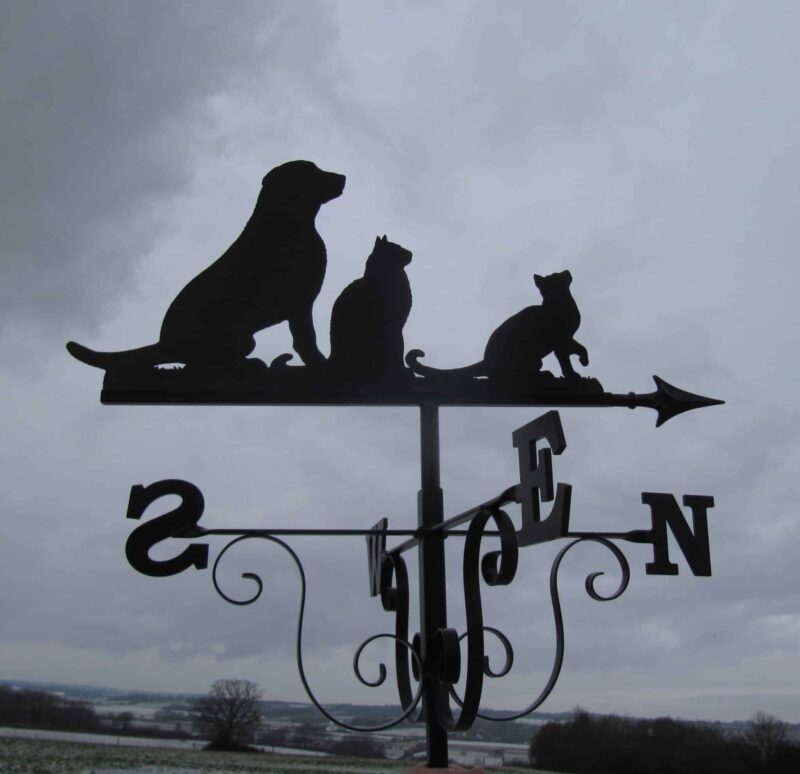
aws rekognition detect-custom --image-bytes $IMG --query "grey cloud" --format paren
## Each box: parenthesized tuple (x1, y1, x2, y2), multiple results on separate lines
(2, 0, 800, 722)
(0, 0, 341, 333)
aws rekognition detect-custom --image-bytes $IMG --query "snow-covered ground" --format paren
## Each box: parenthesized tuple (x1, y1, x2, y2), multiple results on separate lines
(0, 726, 328, 757)
(0, 726, 203, 750)
(0, 734, 421, 774)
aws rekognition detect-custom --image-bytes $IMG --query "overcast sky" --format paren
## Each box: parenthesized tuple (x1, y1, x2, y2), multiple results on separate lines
(1, 0, 799, 725)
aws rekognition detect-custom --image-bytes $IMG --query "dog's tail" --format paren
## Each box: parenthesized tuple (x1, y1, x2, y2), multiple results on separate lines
(405, 349, 486, 380)
(66, 341, 166, 370)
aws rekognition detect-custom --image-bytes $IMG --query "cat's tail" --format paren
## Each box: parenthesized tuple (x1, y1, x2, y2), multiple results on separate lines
(66, 341, 166, 370)
(405, 349, 486, 380)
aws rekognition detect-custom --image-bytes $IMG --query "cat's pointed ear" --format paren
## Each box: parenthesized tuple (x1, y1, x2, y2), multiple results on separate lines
(374, 236, 381, 247)
(534, 274, 544, 289)
(381, 235, 388, 243)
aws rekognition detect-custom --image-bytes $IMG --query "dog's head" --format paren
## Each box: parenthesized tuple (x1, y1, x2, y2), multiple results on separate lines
(260, 160, 346, 211)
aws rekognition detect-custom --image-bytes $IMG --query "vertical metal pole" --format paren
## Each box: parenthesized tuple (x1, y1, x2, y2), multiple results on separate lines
(418, 401, 448, 767)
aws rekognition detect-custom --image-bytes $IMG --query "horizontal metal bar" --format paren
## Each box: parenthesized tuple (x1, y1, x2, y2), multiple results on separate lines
(100, 383, 637, 409)
(187, 527, 420, 538)
(99, 372, 723, 428)
(181, 525, 647, 545)
(429, 485, 519, 534)
(388, 485, 519, 556)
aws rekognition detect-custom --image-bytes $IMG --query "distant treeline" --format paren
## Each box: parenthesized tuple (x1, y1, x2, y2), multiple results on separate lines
(0, 686, 192, 741)
(531, 710, 800, 774)
(0, 686, 100, 732)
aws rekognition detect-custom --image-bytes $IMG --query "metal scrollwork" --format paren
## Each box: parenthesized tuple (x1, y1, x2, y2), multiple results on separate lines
(433, 507, 519, 731)
(202, 497, 632, 733)
(449, 624, 514, 706)
(479, 627, 514, 678)
(470, 535, 630, 722)
(377, 552, 422, 718)
(211, 535, 423, 732)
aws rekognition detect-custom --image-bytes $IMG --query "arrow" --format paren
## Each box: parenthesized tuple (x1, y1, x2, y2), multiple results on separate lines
(617, 375, 724, 427)
(98, 367, 723, 425)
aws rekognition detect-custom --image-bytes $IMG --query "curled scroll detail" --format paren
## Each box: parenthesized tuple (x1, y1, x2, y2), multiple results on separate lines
(475, 536, 630, 722)
(434, 507, 519, 731)
(211, 535, 423, 732)
(378, 552, 422, 720)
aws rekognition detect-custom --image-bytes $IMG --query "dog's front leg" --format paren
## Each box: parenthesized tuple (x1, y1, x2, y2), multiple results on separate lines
(289, 308, 325, 366)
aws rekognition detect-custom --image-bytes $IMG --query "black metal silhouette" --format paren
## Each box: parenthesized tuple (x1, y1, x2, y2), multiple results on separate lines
(63, 184, 722, 423)
(641, 376, 725, 427)
(328, 235, 413, 383)
(184, 508, 629, 734)
(641, 493, 714, 576)
(512, 411, 571, 546)
(211, 534, 425, 733)
(125, 478, 209, 577)
(408, 270, 595, 391)
(66, 160, 345, 371)
(120, 404, 716, 766)
(66, 161, 724, 768)
(98, 372, 721, 427)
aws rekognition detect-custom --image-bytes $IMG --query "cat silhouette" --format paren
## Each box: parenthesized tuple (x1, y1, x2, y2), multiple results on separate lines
(67, 160, 345, 371)
(407, 270, 588, 386)
(328, 235, 412, 381)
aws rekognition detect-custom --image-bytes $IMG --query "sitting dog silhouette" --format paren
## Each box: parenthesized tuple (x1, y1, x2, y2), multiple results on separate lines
(67, 160, 345, 370)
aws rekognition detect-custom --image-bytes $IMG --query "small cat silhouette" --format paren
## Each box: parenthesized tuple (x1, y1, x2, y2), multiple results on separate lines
(328, 235, 412, 381)
(67, 160, 345, 371)
(407, 270, 588, 387)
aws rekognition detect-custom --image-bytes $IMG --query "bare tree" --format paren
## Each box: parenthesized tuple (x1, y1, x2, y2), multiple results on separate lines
(741, 711, 788, 763)
(194, 679, 262, 749)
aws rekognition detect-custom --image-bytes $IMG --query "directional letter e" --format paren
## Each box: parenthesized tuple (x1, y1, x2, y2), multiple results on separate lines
(641, 493, 714, 577)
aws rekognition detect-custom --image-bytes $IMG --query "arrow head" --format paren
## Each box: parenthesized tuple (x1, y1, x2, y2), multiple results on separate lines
(651, 375, 724, 427)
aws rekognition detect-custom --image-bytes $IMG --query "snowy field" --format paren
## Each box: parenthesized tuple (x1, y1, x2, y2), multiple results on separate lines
(0, 727, 205, 751)
(0, 736, 406, 774)
(0, 726, 327, 756)
(0, 734, 539, 773)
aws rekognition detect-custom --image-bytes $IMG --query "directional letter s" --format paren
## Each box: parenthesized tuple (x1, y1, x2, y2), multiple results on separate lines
(125, 479, 209, 577)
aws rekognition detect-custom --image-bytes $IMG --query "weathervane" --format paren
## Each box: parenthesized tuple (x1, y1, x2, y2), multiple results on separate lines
(68, 160, 722, 770)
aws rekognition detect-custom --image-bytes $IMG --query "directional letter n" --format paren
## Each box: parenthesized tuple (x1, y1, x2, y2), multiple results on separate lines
(641, 493, 714, 577)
